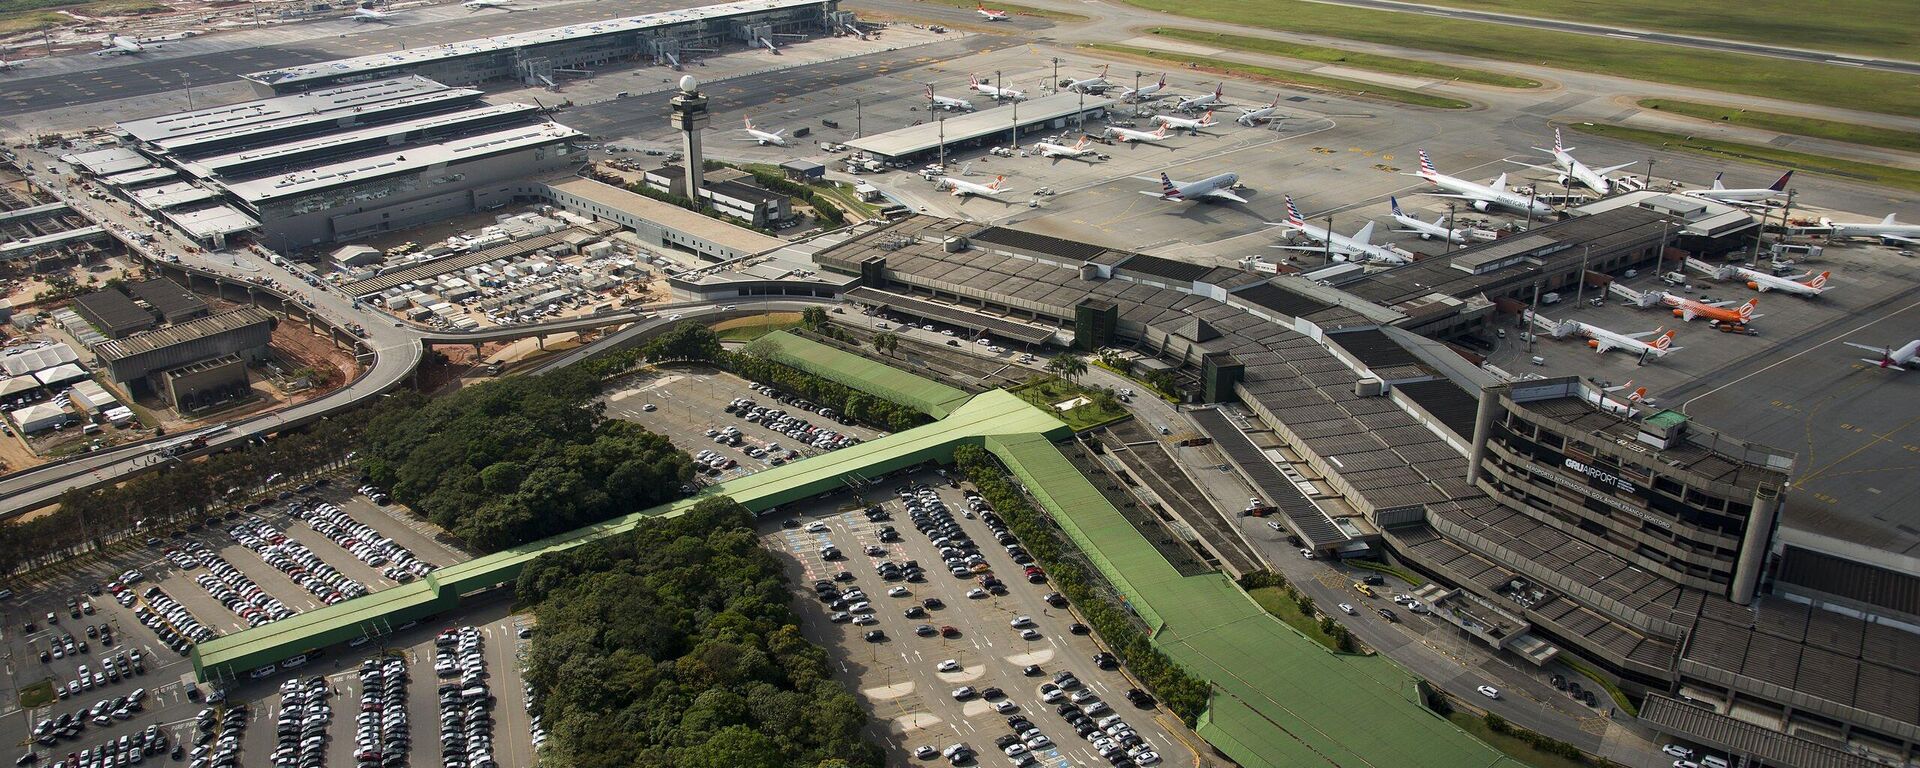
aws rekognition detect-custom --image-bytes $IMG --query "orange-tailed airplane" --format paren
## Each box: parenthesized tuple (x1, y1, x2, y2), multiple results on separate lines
(1661, 294, 1758, 325)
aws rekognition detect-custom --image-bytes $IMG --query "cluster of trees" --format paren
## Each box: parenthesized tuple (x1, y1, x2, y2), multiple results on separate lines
(358, 368, 694, 552)
(729, 343, 928, 432)
(743, 168, 847, 228)
(516, 497, 883, 768)
(951, 444, 1212, 724)
(1, 401, 393, 576)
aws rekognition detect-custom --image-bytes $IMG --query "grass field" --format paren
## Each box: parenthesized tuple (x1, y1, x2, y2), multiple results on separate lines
(1403, 0, 1916, 62)
(1086, 44, 1472, 110)
(1113, 0, 1920, 117)
(912, 0, 1087, 22)
(713, 313, 805, 341)
(1350, 559, 1426, 588)
(1444, 711, 1600, 768)
(1146, 27, 1538, 88)
(17, 679, 53, 709)
(1249, 586, 1350, 653)
(1637, 99, 1920, 154)
(1007, 377, 1129, 432)
(1568, 123, 1920, 194)
(0, 10, 63, 33)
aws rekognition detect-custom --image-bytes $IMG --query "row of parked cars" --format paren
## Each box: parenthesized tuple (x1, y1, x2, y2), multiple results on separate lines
(291, 500, 433, 583)
(269, 677, 331, 768)
(353, 659, 410, 768)
(435, 626, 498, 768)
(133, 586, 216, 654)
(188, 701, 248, 768)
(30, 723, 171, 768)
(55, 652, 142, 701)
(186, 543, 297, 628)
(230, 521, 368, 606)
(725, 397, 861, 453)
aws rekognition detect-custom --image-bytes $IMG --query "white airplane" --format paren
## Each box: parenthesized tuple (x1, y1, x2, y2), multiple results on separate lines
(1388, 196, 1486, 244)
(1106, 123, 1170, 144)
(1117, 73, 1167, 102)
(95, 35, 156, 55)
(1548, 318, 1681, 360)
(1583, 380, 1650, 416)
(1269, 195, 1410, 265)
(925, 85, 974, 111)
(1681, 170, 1792, 208)
(1730, 266, 1830, 297)
(1408, 149, 1555, 217)
(1150, 110, 1216, 134)
(1236, 95, 1285, 126)
(1032, 135, 1098, 161)
(1138, 172, 1244, 203)
(0, 59, 23, 71)
(1645, 293, 1760, 325)
(1844, 339, 1920, 371)
(938, 174, 1010, 199)
(737, 117, 788, 146)
(975, 2, 1010, 20)
(1515, 128, 1636, 195)
(1822, 213, 1920, 245)
(352, 3, 399, 22)
(968, 74, 1024, 101)
(1175, 83, 1224, 113)
(1064, 65, 1111, 94)
(462, 0, 522, 11)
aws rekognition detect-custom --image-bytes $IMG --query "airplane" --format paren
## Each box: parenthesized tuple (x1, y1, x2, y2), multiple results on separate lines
(1236, 94, 1285, 126)
(1727, 266, 1829, 296)
(1150, 110, 1216, 134)
(737, 117, 788, 146)
(95, 35, 157, 55)
(968, 74, 1024, 101)
(462, 0, 522, 11)
(976, 2, 1010, 20)
(1822, 213, 1920, 245)
(0, 59, 23, 71)
(938, 174, 1010, 199)
(925, 85, 974, 111)
(1064, 65, 1111, 94)
(1548, 319, 1681, 360)
(1269, 196, 1410, 264)
(1174, 83, 1224, 113)
(1583, 380, 1650, 416)
(1117, 73, 1167, 102)
(1106, 123, 1171, 144)
(1138, 172, 1245, 203)
(352, 2, 399, 22)
(1388, 196, 1485, 244)
(1680, 170, 1792, 208)
(1407, 149, 1555, 217)
(1514, 128, 1637, 195)
(1032, 135, 1099, 161)
(1844, 339, 1920, 371)
(1650, 294, 1759, 325)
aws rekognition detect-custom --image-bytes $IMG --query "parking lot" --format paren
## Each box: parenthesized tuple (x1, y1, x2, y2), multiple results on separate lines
(759, 469, 1196, 767)
(0, 478, 477, 767)
(602, 365, 883, 484)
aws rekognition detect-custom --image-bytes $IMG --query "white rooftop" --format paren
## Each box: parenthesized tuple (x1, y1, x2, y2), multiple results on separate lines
(120, 76, 463, 149)
(2, 343, 79, 376)
(184, 102, 541, 178)
(166, 206, 261, 238)
(846, 93, 1115, 158)
(65, 146, 152, 176)
(220, 123, 580, 203)
(245, 0, 825, 86)
(130, 182, 219, 211)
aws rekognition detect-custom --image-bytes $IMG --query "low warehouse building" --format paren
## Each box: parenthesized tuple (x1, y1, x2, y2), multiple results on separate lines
(95, 307, 276, 389)
(844, 93, 1113, 164)
(9, 402, 72, 434)
(72, 289, 157, 339)
(126, 278, 210, 324)
(162, 355, 251, 412)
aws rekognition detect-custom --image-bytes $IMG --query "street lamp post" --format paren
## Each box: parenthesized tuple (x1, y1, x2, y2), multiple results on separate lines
(1645, 157, 1657, 189)
(855, 96, 863, 138)
(1445, 202, 1456, 254)
(1324, 215, 1334, 265)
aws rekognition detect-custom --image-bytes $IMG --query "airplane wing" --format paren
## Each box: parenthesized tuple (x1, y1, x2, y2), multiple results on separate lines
(1878, 233, 1917, 244)
(1418, 192, 1489, 201)
(1136, 191, 1177, 200)
(1592, 161, 1639, 175)
(1268, 245, 1333, 252)
(1591, 339, 1616, 354)
(1505, 160, 1563, 175)
(1844, 342, 1890, 354)
(1862, 359, 1909, 370)
(1203, 189, 1248, 203)
(1624, 330, 1659, 340)
(1679, 308, 1697, 321)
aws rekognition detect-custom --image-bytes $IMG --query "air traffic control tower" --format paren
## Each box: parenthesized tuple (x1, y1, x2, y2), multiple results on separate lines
(669, 75, 709, 200)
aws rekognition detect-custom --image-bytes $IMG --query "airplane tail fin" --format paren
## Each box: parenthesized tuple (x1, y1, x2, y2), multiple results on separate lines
(1554, 127, 1566, 153)
(1654, 330, 1677, 350)
(1491, 171, 1509, 191)
(1160, 173, 1182, 199)
(1770, 170, 1794, 192)
(989, 175, 1006, 190)
(1882, 213, 1900, 225)
(1153, 124, 1168, 138)
(1808, 271, 1831, 289)
(1389, 196, 1404, 217)
(1156, 73, 1166, 89)
(1628, 386, 1647, 402)
(1073, 135, 1089, 151)
(926, 84, 934, 99)
(1283, 195, 1304, 226)
(1352, 221, 1376, 246)
(744, 117, 754, 130)
(1739, 298, 1757, 321)
(1201, 109, 1214, 123)
(1417, 149, 1436, 176)
(1710, 172, 1726, 191)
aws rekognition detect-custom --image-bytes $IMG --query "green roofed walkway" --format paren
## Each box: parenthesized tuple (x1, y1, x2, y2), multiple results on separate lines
(191, 389, 1067, 683)
(755, 330, 974, 418)
(984, 432, 1517, 768)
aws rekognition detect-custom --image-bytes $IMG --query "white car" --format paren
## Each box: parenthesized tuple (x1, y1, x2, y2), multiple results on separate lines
(804, 522, 829, 533)
(991, 700, 1018, 714)
(1477, 685, 1500, 700)
(1662, 745, 1695, 760)
(951, 686, 976, 700)
(1338, 603, 1355, 615)
(936, 659, 961, 673)
(1019, 629, 1042, 641)
(1009, 616, 1035, 628)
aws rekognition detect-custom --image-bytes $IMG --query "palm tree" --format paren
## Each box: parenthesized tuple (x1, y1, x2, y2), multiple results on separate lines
(873, 331, 898, 357)
(1048, 352, 1087, 383)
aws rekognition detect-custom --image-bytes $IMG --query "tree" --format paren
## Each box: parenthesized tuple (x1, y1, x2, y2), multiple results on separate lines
(1090, 388, 1121, 413)
(1047, 352, 1087, 383)
(643, 321, 722, 363)
(801, 307, 829, 329)
(871, 331, 897, 357)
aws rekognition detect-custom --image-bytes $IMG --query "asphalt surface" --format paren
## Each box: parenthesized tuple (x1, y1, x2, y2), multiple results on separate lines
(760, 469, 1199, 767)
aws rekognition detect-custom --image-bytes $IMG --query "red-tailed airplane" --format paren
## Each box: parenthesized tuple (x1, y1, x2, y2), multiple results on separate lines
(976, 2, 1010, 20)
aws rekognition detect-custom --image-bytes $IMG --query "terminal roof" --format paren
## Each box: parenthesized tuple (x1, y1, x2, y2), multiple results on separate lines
(221, 123, 580, 203)
(846, 93, 1114, 159)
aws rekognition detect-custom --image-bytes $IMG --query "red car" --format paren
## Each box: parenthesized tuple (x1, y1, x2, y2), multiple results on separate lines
(939, 625, 961, 638)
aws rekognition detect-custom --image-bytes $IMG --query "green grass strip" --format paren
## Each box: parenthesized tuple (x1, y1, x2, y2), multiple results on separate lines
(1387, 0, 1917, 62)
(1113, 0, 1920, 117)
(1568, 123, 1920, 194)
(1085, 43, 1471, 110)
(18, 679, 55, 709)
(1560, 656, 1639, 717)
(911, 0, 1088, 22)
(1147, 27, 1538, 88)
(1349, 558, 1427, 588)
(1248, 586, 1352, 653)
(1636, 99, 1920, 154)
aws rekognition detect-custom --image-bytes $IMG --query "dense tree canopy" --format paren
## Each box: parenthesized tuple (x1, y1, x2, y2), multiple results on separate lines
(359, 368, 694, 551)
(518, 497, 883, 768)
